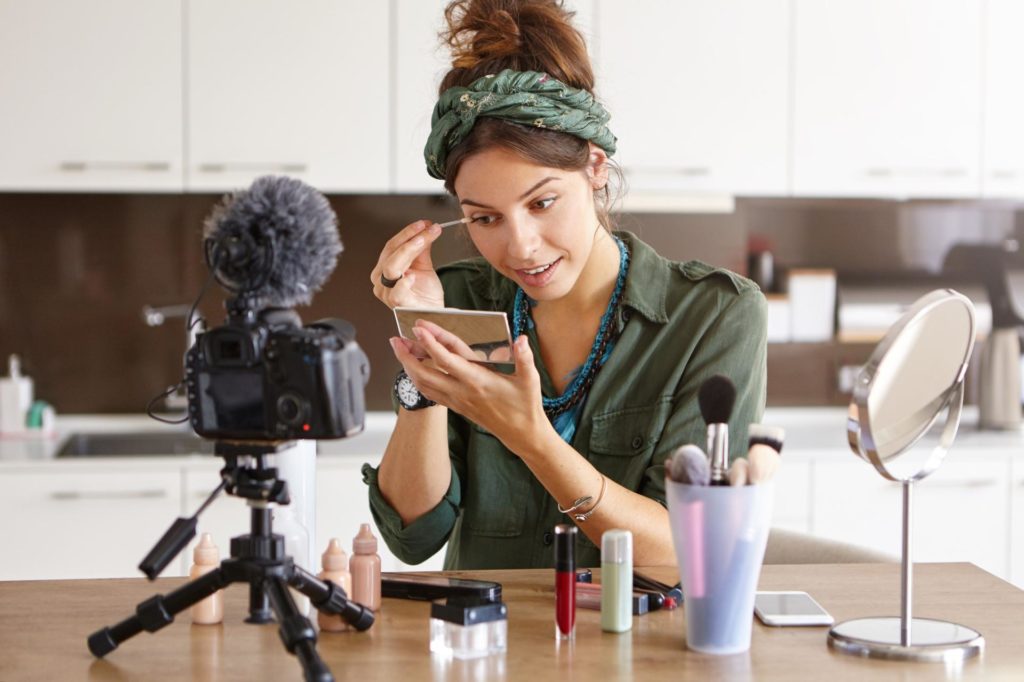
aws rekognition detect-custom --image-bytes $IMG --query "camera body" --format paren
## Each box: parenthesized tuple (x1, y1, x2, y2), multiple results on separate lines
(185, 308, 368, 440)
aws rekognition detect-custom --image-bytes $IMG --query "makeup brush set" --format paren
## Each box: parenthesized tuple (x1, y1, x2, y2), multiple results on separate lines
(665, 375, 784, 487)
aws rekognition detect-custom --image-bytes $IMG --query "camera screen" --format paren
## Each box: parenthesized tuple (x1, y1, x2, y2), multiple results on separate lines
(199, 372, 265, 431)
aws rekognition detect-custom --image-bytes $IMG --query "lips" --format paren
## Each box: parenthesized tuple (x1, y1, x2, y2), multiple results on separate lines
(515, 257, 562, 288)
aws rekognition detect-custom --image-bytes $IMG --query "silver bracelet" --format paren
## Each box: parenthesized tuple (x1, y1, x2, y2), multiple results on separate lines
(557, 494, 593, 515)
(572, 476, 607, 523)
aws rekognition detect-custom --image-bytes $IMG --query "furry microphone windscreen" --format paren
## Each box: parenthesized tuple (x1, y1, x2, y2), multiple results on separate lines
(203, 175, 342, 308)
(697, 374, 736, 425)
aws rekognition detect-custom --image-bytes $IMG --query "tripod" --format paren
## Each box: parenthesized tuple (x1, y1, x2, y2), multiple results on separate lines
(87, 441, 373, 682)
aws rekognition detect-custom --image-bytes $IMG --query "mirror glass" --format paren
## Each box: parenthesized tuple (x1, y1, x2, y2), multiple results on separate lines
(850, 290, 976, 480)
(393, 307, 514, 368)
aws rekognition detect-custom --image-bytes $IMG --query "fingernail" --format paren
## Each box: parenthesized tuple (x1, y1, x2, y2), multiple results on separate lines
(411, 327, 424, 340)
(388, 337, 399, 351)
(412, 236, 425, 246)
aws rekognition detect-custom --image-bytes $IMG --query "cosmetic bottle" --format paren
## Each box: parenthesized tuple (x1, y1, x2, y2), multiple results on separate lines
(600, 529, 633, 633)
(351, 524, 381, 611)
(0, 355, 33, 435)
(190, 533, 223, 625)
(318, 538, 352, 632)
(429, 598, 508, 659)
(553, 524, 576, 640)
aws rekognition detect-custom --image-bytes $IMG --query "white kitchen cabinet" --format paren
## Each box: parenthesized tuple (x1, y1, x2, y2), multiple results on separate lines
(792, 0, 982, 198)
(1012, 457, 1024, 588)
(982, 0, 1024, 198)
(393, 0, 595, 193)
(0, 467, 181, 580)
(0, 0, 184, 192)
(185, 0, 389, 193)
(812, 454, 1011, 580)
(594, 0, 789, 196)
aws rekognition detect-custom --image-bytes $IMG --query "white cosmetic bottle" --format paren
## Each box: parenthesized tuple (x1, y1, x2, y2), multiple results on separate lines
(0, 355, 33, 435)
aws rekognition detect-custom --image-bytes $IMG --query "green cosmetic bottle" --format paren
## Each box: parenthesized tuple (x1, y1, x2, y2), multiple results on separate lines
(601, 529, 633, 633)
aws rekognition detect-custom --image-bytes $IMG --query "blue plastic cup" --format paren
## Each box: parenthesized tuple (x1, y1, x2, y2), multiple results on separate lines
(666, 481, 774, 654)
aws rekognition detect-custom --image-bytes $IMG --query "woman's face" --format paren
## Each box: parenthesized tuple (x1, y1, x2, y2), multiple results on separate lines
(453, 146, 606, 302)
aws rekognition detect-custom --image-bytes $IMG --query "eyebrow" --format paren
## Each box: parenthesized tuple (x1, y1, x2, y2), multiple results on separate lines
(459, 177, 560, 209)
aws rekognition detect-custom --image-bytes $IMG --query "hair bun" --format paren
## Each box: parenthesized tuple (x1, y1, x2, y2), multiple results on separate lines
(440, 0, 593, 94)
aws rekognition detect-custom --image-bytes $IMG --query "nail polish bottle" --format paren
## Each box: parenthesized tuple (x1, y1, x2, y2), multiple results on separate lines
(318, 538, 352, 632)
(190, 533, 223, 625)
(600, 529, 633, 633)
(351, 524, 381, 611)
(554, 524, 576, 640)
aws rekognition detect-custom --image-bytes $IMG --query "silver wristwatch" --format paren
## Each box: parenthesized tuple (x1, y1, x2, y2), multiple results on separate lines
(394, 370, 436, 410)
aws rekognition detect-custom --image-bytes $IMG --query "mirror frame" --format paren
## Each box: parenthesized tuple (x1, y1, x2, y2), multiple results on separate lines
(846, 289, 976, 483)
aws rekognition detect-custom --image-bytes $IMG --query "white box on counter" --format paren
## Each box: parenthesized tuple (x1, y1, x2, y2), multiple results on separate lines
(787, 269, 836, 342)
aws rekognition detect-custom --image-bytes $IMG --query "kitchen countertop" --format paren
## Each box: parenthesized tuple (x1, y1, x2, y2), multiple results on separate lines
(1, 406, 1020, 467)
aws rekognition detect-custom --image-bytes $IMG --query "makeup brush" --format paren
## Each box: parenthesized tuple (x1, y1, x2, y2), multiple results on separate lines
(433, 217, 472, 229)
(727, 457, 749, 486)
(747, 445, 781, 484)
(697, 375, 736, 486)
(667, 444, 710, 485)
(747, 423, 785, 454)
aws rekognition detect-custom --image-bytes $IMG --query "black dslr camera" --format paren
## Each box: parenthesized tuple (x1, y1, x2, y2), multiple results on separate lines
(183, 176, 369, 441)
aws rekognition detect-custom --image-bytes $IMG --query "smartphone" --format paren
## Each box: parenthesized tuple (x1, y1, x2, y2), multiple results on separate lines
(381, 573, 502, 603)
(754, 591, 834, 626)
(393, 307, 514, 368)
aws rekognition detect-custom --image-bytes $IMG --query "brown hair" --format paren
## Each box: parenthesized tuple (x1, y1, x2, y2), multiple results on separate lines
(438, 0, 620, 229)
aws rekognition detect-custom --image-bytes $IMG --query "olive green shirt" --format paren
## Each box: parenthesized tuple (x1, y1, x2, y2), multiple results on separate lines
(362, 231, 767, 569)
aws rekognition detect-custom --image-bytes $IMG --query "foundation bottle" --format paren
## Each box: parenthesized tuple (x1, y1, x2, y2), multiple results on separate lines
(317, 538, 352, 632)
(190, 533, 223, 625)
(350, 524, 381, 611)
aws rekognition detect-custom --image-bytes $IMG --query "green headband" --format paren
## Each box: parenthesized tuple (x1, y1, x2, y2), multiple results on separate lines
(424, 69, 617, 180)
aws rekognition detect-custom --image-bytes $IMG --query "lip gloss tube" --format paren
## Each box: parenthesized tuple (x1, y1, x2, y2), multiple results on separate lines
(554, 524, 577, 641)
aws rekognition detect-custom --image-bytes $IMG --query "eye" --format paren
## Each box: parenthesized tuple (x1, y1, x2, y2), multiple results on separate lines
(470, 214, 498, 226)
(533, 196, 556, 210)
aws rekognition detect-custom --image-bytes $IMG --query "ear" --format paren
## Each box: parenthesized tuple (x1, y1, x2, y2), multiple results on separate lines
(585, 143, 609, 190)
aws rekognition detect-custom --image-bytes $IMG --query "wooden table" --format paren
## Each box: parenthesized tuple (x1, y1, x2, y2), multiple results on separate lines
(0, 563, 1021, 681)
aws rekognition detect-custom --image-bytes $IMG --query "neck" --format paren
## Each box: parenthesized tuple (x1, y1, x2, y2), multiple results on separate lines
(547, 228, 621, 320)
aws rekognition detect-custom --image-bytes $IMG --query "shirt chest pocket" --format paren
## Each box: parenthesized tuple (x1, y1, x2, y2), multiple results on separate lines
(588, 402, 671, 489)
(463, 424, 530, 537)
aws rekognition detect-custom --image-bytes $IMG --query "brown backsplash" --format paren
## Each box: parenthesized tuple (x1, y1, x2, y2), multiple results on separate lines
(0, 193, 1020, 413)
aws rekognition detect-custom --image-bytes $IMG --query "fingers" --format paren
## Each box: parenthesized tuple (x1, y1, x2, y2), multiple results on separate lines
(512, 335, 540, 391)
(389, 336, 457, 404)
(412, 326, 475, 380)
(413, 319, 476, 360)
(373, 221, 441, 283)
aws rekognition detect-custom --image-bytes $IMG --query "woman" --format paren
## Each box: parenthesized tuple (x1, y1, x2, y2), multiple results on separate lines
(364, 0, 767, 569)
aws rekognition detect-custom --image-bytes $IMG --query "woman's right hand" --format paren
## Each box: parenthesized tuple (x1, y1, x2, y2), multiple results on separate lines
(370, 220, 445, 309)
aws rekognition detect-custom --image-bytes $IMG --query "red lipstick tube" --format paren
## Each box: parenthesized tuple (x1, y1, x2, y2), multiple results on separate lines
(554, 524, 577, 640)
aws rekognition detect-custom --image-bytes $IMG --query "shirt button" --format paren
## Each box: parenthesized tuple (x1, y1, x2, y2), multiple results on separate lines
(543, 531, 554, 546)
(622, 308, 632, 322)
(631, 435, 644, 449)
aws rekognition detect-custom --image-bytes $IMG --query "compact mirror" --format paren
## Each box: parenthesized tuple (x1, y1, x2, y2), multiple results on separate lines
(830, 289, 983, 662)
(393, 307, 514, 368)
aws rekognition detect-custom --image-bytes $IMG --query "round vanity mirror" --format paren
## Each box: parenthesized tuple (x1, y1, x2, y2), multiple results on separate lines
(830, 289, 984, 663)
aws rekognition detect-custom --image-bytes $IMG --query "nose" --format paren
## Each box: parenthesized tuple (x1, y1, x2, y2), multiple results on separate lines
(505, 214, 541, 262)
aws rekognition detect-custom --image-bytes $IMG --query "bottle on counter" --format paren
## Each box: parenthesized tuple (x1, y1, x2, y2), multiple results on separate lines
(0, 354, 34, 435)
(317, 538, 352, 632)
(190, 533, 223, 625)
(600, 529, 633, 633)
(350, 524, 381, 611)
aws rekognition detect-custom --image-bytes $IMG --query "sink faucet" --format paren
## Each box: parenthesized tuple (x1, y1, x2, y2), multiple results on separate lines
(142, 304, 204, 411)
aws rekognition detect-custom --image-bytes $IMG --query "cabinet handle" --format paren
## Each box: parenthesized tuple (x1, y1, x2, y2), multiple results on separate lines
(920, 479, 997, 489)
(991, 170, 1020, 179)
(864, 167, 967, 179)
(624, 165, 711, 177)
(50, 489, 168, 501)
(60, 161, 171, 172)
(198, 162, 308, 173)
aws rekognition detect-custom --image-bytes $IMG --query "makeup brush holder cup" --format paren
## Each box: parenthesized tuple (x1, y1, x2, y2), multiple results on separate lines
(667, 481, 775, 654)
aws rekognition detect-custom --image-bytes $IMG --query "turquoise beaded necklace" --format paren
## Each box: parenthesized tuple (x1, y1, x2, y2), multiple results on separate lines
(512, 236, 630, 437)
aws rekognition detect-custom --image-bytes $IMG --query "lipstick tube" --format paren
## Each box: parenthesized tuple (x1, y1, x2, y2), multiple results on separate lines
(554, 524, 576, 640)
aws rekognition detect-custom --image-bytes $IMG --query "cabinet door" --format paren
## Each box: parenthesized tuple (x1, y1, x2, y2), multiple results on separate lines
(186, 0, 389, 192)
(595, 0, 789, 195)
(393, 1, 595, 193)
(0, 469, 181, 580)
(0, 0, 183, 191)
(793, 0, 981, 198)
(812, 455, 1011, 580)
(317, 459, 445, 572)
(982, 0, 1024, 198)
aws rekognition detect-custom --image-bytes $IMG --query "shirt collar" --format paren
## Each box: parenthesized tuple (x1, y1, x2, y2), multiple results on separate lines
(616, 231, 670, 324)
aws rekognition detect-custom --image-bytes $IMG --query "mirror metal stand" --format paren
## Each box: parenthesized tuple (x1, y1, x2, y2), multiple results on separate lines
(829, 291, 984, 664)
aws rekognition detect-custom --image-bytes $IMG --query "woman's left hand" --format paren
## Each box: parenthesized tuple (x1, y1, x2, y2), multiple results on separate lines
(391, 320, 549, 454)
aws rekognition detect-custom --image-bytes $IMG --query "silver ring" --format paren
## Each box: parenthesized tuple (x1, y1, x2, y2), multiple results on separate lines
(380, 272, 402, 288)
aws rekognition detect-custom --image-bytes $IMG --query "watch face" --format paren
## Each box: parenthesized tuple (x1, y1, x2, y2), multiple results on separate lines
(396, 374, 421, 407)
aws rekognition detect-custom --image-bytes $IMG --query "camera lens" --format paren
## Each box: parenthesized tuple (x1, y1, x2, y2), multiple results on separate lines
(276, 392, 307, 427)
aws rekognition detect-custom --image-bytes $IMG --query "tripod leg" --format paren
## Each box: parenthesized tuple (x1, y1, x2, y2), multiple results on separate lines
(288, 565, 375, 631)
(265, 576, 333, 682)
(88, 567, 231, 657)
(246, 582, 273, 624)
